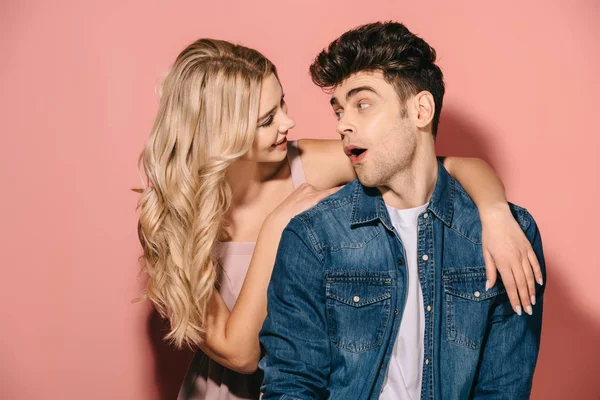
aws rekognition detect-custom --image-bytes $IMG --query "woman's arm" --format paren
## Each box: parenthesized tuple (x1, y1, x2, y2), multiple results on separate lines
(298, 139, 544, 317)
(297, 139, 543, 315)
(199, 184, 339, 373)
(441, 156, 508, 210)
(442, 156, 544, 316)
(200, 218, 285, 373)
(297, 139, 355, 188)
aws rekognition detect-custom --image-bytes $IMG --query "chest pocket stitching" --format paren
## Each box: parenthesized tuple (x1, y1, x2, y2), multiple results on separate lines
(325, 274, 392, 353)
(327, 286, 392, 307)
(443, 270, 506, 301)
(443, 268, 504, 350)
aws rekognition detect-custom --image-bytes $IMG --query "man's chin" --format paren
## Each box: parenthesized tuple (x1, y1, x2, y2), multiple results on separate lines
(355, 171, 379, 188)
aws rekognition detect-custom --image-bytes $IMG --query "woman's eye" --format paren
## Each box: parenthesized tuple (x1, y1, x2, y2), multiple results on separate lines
(358, 103, 370, 110)
(260, 116, 274, 128)
(334, 111, 343, 119)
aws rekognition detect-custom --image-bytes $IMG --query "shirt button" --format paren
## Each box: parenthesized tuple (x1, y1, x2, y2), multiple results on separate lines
(398, 259, 403, 266)
(394, 308, 399, 315)
(425, 358, 430, 365)
(353, 296, 360, 303)
(426, 305, 432, 312)
(422, 254, 429, 261)
(474, 291, 481, 298)
(423, 213, 429, 219)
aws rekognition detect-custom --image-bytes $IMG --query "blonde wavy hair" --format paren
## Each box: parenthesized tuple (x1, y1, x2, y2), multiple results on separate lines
(137, 39, 276, 348)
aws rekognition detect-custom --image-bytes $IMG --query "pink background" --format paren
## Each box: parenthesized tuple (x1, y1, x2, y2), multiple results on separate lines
(1, 0, 598, 399)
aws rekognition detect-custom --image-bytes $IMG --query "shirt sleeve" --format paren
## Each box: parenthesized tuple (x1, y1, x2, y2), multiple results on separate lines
(471, 209, 546, 398)
(259, 217, 330, 400)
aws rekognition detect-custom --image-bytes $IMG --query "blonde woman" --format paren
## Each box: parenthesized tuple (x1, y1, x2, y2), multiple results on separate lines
(137, 39, 542, 400)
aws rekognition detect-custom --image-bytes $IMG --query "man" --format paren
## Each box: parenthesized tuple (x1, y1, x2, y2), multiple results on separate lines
(259, 22, 545, 399)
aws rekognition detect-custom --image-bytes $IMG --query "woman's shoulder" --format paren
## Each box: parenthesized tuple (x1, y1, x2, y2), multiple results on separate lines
(295, 138, 355, 189)
(295, 138, 343, 162)
(297, 138, 341, 149)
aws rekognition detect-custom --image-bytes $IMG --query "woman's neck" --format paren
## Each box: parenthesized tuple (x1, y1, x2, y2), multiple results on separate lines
(226, 158, 291, 207)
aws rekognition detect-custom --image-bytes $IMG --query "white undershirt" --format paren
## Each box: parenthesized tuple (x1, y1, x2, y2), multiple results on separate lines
(379, 202, 428, 400)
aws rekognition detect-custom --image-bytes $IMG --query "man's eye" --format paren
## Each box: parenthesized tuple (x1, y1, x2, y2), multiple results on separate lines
(334, 111, 343, 119)
(358, 103, 370, 110)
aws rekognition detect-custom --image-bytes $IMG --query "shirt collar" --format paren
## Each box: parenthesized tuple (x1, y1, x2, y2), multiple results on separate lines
(349, 159, 454, 228)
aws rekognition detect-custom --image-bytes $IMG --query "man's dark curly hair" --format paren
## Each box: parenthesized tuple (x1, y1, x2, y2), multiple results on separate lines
(309, 21, 445, 137)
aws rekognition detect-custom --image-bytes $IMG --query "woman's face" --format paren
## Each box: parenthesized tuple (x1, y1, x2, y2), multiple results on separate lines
(243, 73, 295, 162)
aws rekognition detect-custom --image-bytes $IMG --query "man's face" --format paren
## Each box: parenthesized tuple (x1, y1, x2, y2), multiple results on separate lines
(330, 71, 417, 187)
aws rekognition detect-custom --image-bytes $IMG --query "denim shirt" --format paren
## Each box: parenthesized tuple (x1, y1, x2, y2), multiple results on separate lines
(259, 161, 545, 400)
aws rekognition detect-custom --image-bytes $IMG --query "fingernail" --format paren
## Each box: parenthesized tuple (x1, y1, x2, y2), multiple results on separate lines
(525, 305, 533, 315)
(531, 296, 536, 306)
(538, 277, 544, 286)
(515, 306, 522, 316)
(485, 280, 490, 291)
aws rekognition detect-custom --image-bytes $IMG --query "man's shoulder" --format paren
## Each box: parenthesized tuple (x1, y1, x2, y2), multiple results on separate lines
(452, 181, 537, 243)
(294, 180, 357, 221)
(283, 180, 358, 244)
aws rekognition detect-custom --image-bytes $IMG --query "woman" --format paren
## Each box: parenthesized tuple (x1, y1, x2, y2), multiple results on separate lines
(136, 39, 542, 399)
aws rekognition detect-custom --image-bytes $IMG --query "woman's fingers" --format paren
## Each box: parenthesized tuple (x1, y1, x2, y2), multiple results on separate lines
(521, 253, 537, 307)
(483, 248, 497, 291)
(507, 257, 532, 315)
(501, 267, 524, 315)
(528, 247, 544, 287)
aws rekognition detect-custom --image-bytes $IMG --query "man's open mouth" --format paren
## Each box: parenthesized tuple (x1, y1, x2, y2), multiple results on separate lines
(345, 145, 368, 164)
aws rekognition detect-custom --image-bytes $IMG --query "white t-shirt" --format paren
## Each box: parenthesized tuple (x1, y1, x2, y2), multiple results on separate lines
(379, 202, 428, 400)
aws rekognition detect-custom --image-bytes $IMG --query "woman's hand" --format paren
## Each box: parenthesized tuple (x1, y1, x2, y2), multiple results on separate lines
(481, 203, 544, 316)
(266, 183, 341, 231)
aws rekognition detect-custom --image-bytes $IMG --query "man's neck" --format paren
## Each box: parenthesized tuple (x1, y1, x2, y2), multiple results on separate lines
(379, 146, 438, 210)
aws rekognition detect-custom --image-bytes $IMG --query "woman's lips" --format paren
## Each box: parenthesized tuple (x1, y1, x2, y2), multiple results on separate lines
(271, 137, 287, 149)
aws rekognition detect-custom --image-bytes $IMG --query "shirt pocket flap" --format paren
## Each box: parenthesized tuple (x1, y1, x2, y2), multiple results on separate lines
(326, 272, 392, 308)
(443, 267, 506, 302)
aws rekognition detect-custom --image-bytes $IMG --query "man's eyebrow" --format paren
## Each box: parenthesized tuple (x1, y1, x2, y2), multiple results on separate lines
(329, 86, 379, 106)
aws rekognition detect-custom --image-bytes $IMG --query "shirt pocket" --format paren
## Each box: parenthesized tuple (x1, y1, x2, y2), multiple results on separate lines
(443, 267, 506, 350)
(325, 271, 392, 353)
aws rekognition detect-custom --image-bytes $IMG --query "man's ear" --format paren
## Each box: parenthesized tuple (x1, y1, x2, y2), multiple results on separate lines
(413, 91, 435, 129)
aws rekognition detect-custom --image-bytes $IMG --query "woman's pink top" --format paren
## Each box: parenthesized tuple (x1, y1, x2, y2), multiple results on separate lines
(177, 141, 307, 400)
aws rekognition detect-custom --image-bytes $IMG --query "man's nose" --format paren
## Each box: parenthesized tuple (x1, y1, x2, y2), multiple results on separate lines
(336, 118, 355, 138)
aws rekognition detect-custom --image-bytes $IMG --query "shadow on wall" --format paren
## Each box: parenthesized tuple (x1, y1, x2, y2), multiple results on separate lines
(148, 310, 194, 400)
(147, 108, 600, 399)
(438, 108, 600, 399)
(530, 265, 600, 399)
(436, 107, 500, 167)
